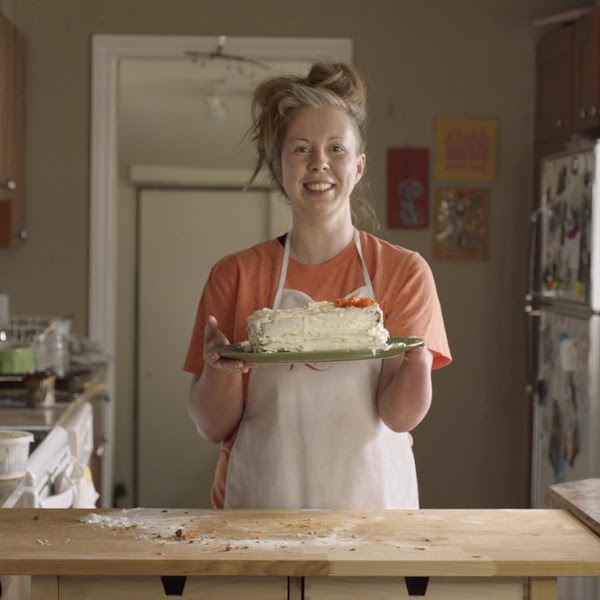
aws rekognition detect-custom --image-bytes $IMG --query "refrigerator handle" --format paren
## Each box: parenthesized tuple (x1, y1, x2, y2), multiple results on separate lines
(525, 206, 550, 303)
(525, 204, 551, 396)
(525, 307, 538, 396)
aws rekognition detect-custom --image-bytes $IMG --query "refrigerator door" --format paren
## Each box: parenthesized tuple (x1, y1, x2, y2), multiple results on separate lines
(531, 307, 600, 509)
(539, 143, 600, 311)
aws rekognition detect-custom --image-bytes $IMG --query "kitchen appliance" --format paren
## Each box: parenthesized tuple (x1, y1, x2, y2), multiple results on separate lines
(526, 141, 600, 599)
(2, 400, 97, 509)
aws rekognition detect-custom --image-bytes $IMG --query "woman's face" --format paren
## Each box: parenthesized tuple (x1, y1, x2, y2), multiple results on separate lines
(278, 105, 366, 223)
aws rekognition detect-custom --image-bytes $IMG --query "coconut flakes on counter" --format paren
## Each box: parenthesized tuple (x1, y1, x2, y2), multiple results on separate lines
(79, 512, 144, 530)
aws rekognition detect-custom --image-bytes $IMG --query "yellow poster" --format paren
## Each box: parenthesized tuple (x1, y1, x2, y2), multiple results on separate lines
(434, 116, 497, 181)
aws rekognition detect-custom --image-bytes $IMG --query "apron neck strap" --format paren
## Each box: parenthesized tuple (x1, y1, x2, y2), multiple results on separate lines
(354, 230, 375, 299)
(272, 233, 292, 309)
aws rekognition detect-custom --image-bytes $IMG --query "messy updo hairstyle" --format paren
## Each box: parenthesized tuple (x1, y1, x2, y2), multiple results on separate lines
(248, 62, 379, 232)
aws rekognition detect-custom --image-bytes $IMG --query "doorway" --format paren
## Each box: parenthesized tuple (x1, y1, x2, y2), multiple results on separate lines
(89, 35, 353, 507)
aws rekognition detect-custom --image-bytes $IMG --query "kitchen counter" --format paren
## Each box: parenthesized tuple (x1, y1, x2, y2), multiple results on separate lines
(546, 478, 600, 537)
(0, 507, 599, 599)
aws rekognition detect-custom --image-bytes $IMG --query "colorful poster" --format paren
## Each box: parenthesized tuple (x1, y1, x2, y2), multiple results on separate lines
(387, 148, 429, 228)
(433, 187, 489, 260)
(433, 117, 498, 181)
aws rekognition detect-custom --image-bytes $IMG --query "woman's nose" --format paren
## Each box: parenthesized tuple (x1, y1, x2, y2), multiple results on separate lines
(309, 149, 329, 171)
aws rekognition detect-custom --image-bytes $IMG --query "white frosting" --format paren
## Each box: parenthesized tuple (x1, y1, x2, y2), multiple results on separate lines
(247, 301, 390, 353)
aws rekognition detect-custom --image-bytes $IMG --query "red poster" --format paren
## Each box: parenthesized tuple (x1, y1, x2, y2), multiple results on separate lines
(387, 148, 429, 228)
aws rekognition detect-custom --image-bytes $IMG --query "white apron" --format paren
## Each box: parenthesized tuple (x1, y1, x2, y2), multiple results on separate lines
(224, 231, 418, 509)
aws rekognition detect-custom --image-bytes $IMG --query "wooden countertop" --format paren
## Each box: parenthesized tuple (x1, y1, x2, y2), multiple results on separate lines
(1, 508, 600, 578)
(546, 478, 600, 537)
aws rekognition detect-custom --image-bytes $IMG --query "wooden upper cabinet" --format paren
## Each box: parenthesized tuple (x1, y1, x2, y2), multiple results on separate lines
(0, 12, 26, 247)
(573, 9, 600, 130)
(535, 24, 574, 142)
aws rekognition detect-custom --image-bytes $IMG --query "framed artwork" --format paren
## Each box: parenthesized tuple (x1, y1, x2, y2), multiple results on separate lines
(387, 148, 429, 228)
(433, 116, 498, 181)
(433, 187, 489, 260)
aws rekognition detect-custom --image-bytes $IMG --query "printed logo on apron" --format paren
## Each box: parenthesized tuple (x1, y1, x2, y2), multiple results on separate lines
(224, 230, 418, 509)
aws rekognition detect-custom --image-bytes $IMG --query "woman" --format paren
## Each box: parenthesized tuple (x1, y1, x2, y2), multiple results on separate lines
(184, 63, 451, 510)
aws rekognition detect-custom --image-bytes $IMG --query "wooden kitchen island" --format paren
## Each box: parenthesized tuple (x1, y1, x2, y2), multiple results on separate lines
(0, 507, 599, 599)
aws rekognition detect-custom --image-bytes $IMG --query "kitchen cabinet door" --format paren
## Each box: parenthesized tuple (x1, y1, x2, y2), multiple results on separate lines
(55, 576, 288, 599)
(0, 11, 25, 247)
(136, 188, 278, 508)
(535, 23, 574, 142)
(573, 9, 600, 131)
(305, 577, 527, 599)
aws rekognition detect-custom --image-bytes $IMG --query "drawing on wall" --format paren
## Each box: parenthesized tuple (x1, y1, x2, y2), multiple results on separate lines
(433, 116, 498, 181)
(387, 148, 429, 228)
(433, 187, 489, 260)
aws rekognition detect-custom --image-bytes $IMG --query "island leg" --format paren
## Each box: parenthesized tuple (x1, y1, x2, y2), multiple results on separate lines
(30, 575, 58, 600)
(289, 576, 304, 599)
(529, 577, 557, 600)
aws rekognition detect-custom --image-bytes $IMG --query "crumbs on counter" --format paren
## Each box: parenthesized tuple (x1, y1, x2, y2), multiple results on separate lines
(175, 527, 201, 541)
(77, 510, 370, 552)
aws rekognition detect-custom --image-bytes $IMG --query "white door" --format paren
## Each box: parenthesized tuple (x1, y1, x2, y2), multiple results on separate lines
(137, 188, 280, 507)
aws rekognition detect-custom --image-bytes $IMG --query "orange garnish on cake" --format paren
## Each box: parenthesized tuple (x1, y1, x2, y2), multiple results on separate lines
(333, 295, 376, 308)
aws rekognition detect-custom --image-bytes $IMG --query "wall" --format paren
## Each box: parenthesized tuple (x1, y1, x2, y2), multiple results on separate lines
(0, 0, 586, 508)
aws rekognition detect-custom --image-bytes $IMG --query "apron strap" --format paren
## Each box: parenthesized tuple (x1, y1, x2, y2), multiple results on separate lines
(353, 229, 376, 300)
(272, 233, 291, 309)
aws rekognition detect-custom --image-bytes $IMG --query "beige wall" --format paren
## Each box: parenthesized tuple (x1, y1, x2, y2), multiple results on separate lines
(0, 0, 584, 508)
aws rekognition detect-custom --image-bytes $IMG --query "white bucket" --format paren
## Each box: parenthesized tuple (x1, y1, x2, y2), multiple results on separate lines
(0, 430, 34, 480)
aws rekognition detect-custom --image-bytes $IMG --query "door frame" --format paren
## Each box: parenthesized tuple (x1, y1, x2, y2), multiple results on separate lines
(89, 35, 352, 505)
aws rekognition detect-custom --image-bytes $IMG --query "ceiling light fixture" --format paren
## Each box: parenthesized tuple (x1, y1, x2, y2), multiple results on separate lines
(185, 36, 271, 122)
(184, 35, 270, 71)
(204, 92, 226, 120)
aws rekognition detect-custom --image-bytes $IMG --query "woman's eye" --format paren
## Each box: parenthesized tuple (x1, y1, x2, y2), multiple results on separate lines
(331, 145, 345, 153)
(294, 146, 310, 153)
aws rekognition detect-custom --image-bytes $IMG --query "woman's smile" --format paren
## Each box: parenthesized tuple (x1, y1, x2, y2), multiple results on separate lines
(304, 181, 334, 193)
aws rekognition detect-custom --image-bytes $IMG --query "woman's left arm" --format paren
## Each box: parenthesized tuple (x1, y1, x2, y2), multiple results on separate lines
(376, 345, 433, 432)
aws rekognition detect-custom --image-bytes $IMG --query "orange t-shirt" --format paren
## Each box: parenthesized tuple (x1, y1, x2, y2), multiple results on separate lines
(183, 230, 452, 507)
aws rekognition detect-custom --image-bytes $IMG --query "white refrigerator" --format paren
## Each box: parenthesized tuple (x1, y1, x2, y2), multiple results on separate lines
(527, 142, 600, 599)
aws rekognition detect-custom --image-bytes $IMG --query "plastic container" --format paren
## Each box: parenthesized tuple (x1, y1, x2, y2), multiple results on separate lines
(0, 430, 34, 479)
(0, 345, 35, 375)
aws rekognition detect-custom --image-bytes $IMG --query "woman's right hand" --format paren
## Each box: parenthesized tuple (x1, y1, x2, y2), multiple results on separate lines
(203, 315, 249, 374)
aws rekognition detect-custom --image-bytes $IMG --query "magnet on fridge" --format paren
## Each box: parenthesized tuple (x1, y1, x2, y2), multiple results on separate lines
(559, 336, 577, 371)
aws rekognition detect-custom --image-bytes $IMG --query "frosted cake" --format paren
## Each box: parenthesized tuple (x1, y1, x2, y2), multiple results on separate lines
(247, 296, 390, 353)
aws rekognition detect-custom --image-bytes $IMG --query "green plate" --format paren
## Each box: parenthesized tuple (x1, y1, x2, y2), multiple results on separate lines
(214, 337, 424, 365)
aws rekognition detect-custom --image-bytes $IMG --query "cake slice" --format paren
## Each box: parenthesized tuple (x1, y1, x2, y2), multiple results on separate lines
(247, 296, 390, 353)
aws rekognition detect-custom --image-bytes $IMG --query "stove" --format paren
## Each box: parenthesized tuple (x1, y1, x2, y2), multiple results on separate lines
(0, 391, 97, 509)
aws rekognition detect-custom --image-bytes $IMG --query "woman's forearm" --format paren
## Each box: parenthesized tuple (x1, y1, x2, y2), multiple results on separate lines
(377, 347, 433, 432)
(188, 368, 244, 443)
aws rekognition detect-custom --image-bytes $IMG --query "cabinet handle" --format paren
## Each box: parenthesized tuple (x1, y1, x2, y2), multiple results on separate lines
(555, 118, 564, 128)
(589, 106, 598, 117)
(0, 179, 16, 191)
(580, 107, 586, 119)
